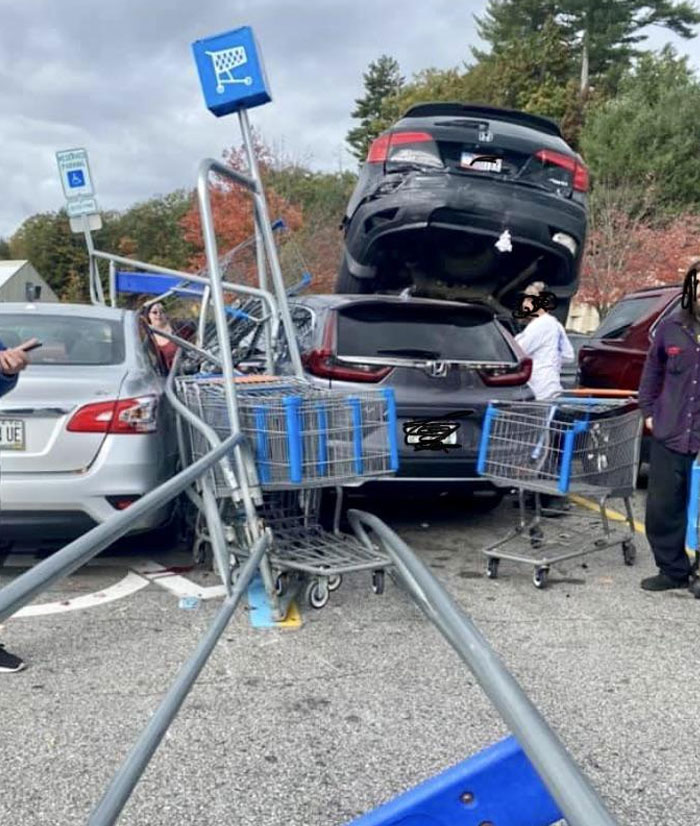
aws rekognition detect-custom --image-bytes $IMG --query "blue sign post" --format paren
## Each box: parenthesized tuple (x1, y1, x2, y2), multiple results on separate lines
(192, 26, 272, 116)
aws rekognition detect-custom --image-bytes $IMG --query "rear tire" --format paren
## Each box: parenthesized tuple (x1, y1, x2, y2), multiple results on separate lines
(335, 258, 374, 294)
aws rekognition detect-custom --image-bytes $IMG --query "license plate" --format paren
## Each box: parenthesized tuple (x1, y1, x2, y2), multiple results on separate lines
(404, 421, 460, 448)
(460, 152, 502, 172)
(0, 418, 25, 451)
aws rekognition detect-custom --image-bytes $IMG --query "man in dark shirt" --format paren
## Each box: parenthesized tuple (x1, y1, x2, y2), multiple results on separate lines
(638, 263, 700, 591)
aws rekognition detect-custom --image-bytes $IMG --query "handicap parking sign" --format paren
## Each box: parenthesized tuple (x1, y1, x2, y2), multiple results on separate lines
(192, 25, 272, 117)
(68, 170, 85, 188)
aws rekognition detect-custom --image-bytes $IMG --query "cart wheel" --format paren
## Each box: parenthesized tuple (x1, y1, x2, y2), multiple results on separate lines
(327, 574, 343, 592)
(529, 525, 544, 549)
(691, 579, 700, 600)
(533, 567, 549, 589)
(372, 570, 385, 595)
(486, 558, 500, 579)
(306, 579, 330, 610)
(622, 540, 637, 566)
(274, 573, 288, 597)
(193, 541, 213, 570)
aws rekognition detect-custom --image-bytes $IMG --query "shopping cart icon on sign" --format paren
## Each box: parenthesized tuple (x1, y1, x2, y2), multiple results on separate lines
(206, 46, 253, 93)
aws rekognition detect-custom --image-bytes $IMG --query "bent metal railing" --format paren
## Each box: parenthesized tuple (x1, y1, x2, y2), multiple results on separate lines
(0, 497, 619, 826)
(0, 432, 243, 625)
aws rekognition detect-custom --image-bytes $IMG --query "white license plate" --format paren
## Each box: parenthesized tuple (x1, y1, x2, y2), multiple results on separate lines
(460, 152, 502, 172)
(0, 418, 25, 450)
(405, 426, 459, 446)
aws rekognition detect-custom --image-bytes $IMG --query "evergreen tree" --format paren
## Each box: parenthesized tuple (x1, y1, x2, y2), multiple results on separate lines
(475, 0, 700, 92)
(346, 55, 404, 161)
(0, 238, 10, 259)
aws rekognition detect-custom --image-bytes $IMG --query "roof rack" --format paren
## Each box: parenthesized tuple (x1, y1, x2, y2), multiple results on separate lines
(401, 102, 562, 138)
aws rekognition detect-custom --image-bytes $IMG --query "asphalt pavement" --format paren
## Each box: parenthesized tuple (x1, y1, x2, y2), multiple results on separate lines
(2, 484, 699, 826)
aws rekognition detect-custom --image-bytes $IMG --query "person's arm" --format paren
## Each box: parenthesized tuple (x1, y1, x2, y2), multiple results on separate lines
(638, 324, 666, 421)
(0, 369, 18, 397)
(514, 318, 542, 355)
(0, 341, 32, 398)
(559, 328, 575, 363)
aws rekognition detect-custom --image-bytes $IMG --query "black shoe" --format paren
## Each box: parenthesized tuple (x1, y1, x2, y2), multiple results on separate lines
(0, 645, 25, 673)
(640, 573, 689, 592)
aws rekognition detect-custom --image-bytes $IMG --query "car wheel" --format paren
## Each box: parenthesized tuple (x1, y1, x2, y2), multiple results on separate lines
(335, 258, 374, 294)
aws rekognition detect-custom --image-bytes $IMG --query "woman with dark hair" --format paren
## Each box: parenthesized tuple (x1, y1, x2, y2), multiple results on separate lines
(145, 303, 178, 370)
(638, 262, 700, 591)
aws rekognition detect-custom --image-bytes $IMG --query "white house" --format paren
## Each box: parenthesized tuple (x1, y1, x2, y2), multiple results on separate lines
(0, 260, 58, 303)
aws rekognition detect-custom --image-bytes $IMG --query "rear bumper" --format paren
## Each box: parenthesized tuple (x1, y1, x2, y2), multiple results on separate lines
(0, 433, 174, 540)
(344, 173, 586, 287)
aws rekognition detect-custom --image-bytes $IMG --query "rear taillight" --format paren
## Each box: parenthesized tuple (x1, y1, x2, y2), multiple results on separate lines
(302, 349, 393, 383)
(367, 131, 439, 164)
(303, 313, 392, 383)
(67, 396, 158, 434)
(535, 149, 589, 192)
(479, 358, 533, 387)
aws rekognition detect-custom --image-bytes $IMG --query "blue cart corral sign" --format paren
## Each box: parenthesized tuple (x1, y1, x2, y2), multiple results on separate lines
(192, 26, 272, 116)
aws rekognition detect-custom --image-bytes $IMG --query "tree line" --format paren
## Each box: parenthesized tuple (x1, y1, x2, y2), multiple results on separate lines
(346, 0, 700, 317)
(2, 0, 700, 317)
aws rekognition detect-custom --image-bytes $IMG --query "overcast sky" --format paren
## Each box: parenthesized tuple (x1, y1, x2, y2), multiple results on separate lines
(1, 0, 698, 239)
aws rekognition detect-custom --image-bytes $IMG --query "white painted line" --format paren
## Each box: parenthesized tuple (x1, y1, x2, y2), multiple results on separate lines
(134, 560, 226, 601)
(13, 571, 150, 618)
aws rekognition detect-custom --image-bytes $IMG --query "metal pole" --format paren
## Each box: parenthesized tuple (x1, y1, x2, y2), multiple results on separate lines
(87, 531, 270, 826)
(255, 225, 274, 374)
(347, 509, 619, 826)
(0, 433, 242, 624)
(238, 109, 303, 377)
(196, 159, 262, 526)
(241, 130, 275, 375)
(88, 248, 280, 332)
(109, 260, 116, 308)
(83, 217, 97, 305)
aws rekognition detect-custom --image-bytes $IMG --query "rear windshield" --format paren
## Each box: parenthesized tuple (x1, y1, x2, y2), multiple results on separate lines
(0, 314, 125, 365)
(337, 303, 515, 362)
(593, 297, 660, 340)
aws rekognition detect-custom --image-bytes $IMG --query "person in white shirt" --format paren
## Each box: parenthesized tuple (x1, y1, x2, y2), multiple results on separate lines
(514, 282, 575, 513)
(515, 282, 575, 400)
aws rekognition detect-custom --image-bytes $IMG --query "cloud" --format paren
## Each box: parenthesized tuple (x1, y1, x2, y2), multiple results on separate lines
(1, 0, 698, 238)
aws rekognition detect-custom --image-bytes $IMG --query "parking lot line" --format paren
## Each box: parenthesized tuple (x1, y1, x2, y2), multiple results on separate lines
(11, 571, 150, 618)
(132, 560, 226, 600)
(569, 495, 646, 534)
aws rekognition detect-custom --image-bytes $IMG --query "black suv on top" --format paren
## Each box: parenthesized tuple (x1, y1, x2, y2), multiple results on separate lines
(337, 102, 588, 324)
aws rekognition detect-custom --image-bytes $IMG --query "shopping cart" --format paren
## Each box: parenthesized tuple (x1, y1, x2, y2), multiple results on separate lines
(477, 396, 642, 588)
(206, 46, 253, 92)
(174, 373, 400, 609)
(686, 460, 700, 599)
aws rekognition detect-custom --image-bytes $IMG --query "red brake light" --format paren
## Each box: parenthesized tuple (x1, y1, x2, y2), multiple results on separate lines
(67, 396, 158, 434)
(535, 149, 589, 192)
(302, 313, 392, 383)
(478, 358, 533, 387)
(303, 349, 393, 383)
(367, 131, 435, 163)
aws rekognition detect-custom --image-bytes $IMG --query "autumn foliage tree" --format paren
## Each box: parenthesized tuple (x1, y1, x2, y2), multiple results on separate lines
(179, 138, 303, 287)
(579, 181, 700, 318)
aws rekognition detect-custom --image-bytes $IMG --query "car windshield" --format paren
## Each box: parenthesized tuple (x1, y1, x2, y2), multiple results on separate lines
(593, 297, 660, 340)
(336, 302, 515, 362)
(0, 314, 125, 365)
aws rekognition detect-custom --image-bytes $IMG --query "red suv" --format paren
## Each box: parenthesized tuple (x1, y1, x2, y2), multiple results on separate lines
(578, 284, 682, 463)
(577, 284, 682, 391)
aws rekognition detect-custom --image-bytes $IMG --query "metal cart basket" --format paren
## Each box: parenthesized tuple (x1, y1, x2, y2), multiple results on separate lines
(173, 373, 399, 609)
(176, 374, 399, 490)
(477, 397, 642, 588)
